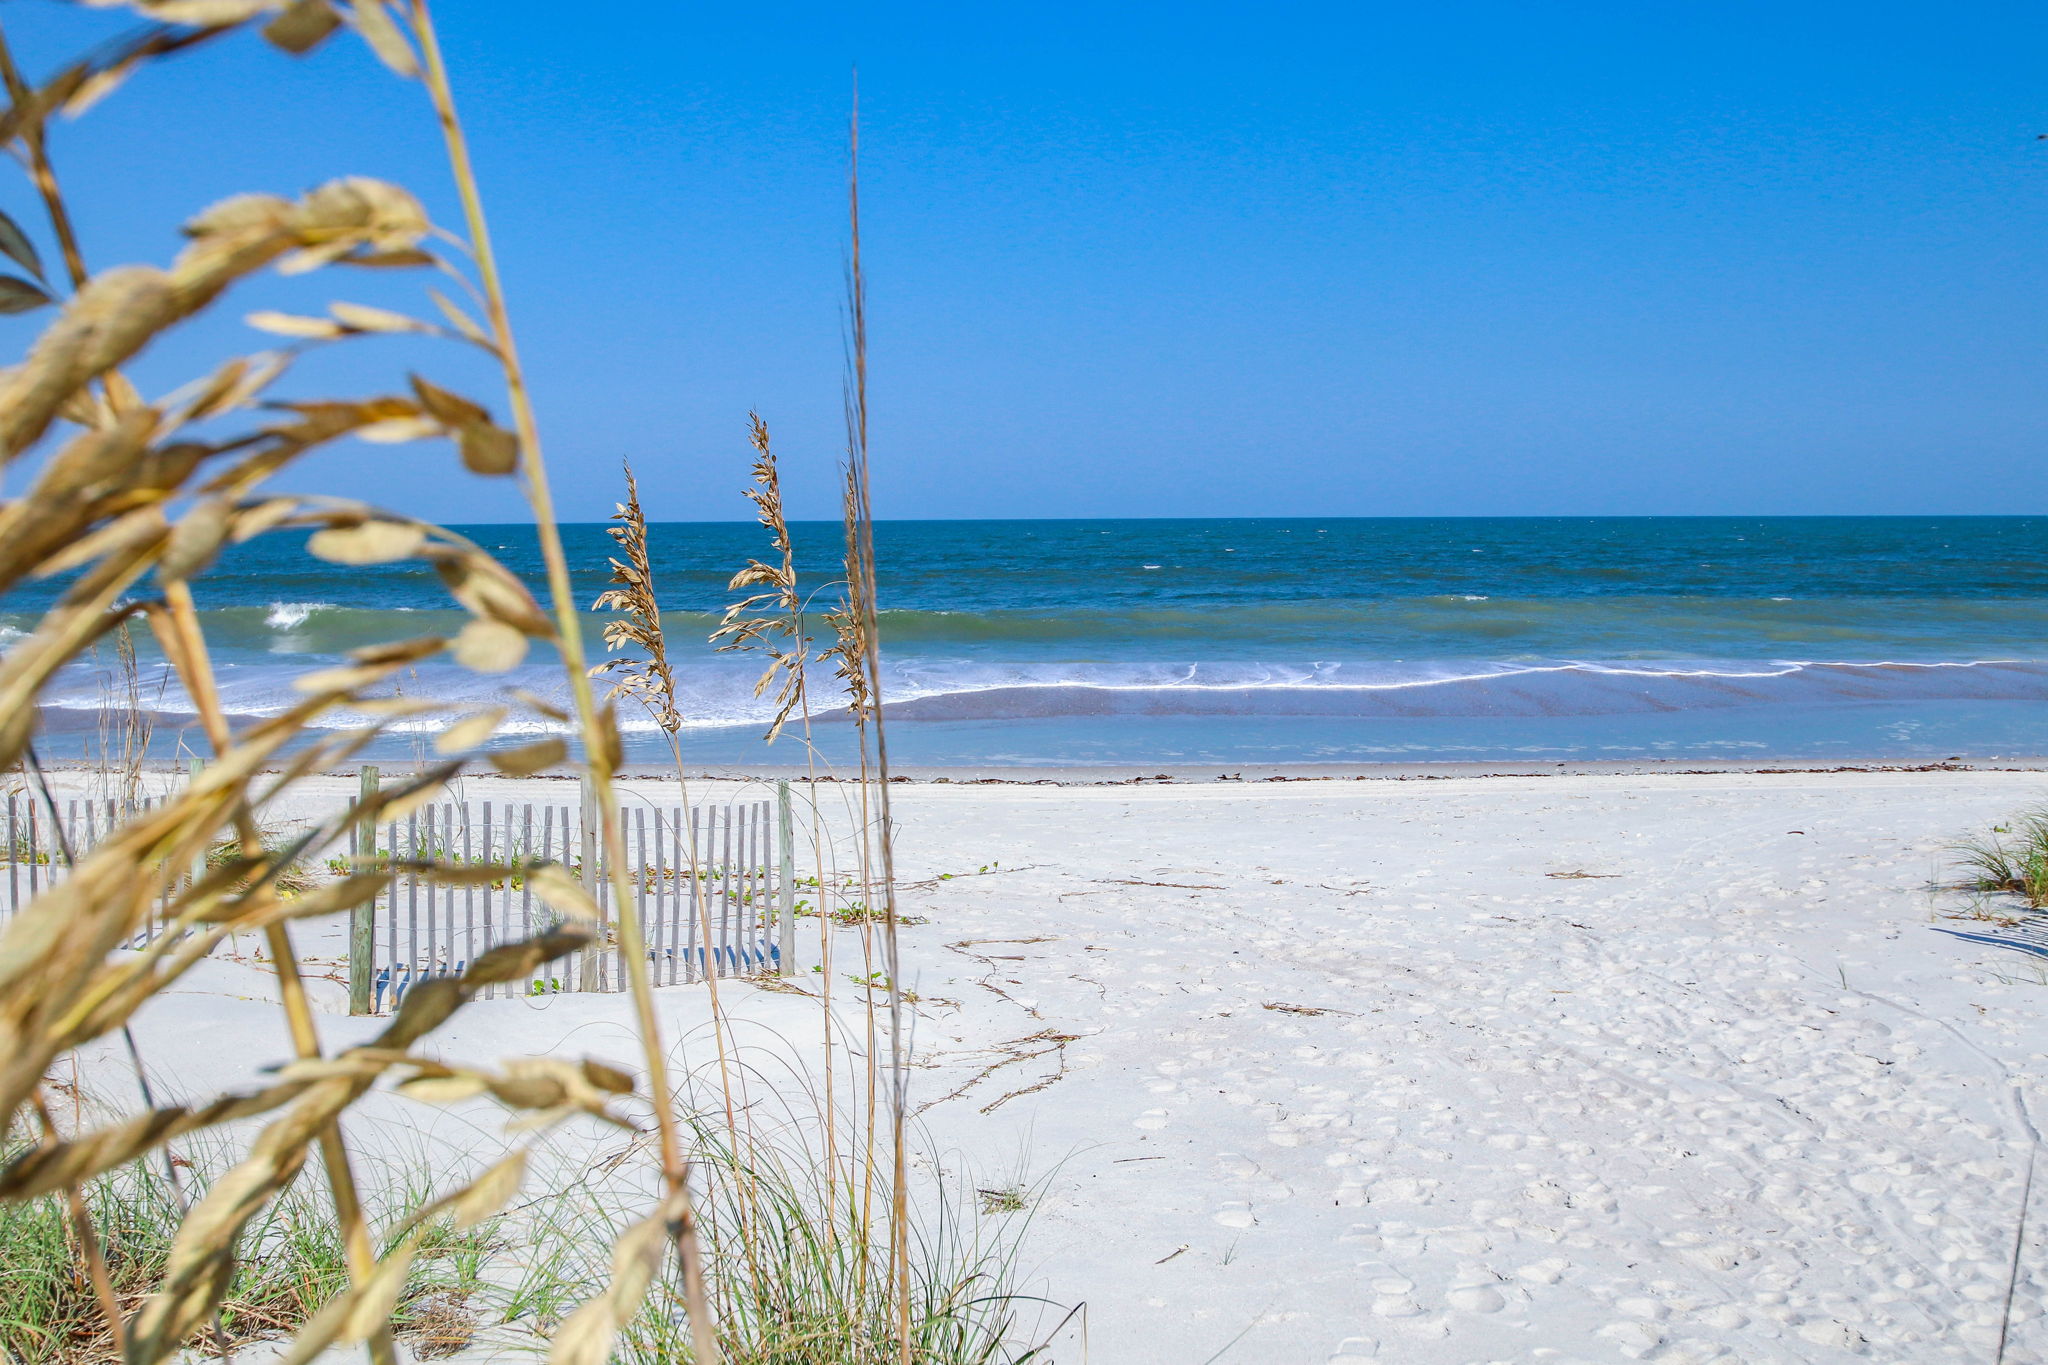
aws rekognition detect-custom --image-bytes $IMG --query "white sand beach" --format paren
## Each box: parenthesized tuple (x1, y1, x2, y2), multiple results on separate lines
(51, 767, 2048, 1363)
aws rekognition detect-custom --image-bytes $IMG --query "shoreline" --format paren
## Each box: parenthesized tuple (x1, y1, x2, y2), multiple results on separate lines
(36, 753, 2048, 784)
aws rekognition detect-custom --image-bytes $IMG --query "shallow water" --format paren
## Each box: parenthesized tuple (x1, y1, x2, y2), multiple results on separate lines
(16, 516, 2048, 765)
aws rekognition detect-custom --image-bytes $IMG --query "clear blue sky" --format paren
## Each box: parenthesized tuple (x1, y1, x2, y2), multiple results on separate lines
(6, 1, 2044, 522)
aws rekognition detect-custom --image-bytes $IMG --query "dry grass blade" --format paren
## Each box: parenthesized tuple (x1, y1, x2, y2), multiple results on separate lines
(117, 927, 587, 1364)
(0, 12, 1047, 1365)
(547, 1190, 694, 1365)
(0, 11, 653, 1365)
(265, 1149, 529, 1365)
(402, 2, 720, 1357)
(827, 85, 917, 1360)
(0, 21, 235, 155)
(711, 413, 813, 742)
(821, 464, 876, 724)
(0, 176, 434, 466)
(590, 459, 682, 732)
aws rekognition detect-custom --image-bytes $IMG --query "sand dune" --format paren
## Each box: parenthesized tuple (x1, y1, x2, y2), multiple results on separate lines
(49, 768, 2048, 1362)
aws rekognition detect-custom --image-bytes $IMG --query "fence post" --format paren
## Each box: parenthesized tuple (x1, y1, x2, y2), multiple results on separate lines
(349, 765, 378, 1015)
(776, 780, 796, 976)
(187, 757, 205, 897)
(578, 774, 601, 992)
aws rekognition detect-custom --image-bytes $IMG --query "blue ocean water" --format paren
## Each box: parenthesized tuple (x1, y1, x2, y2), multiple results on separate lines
(16, 516, 2048, 766)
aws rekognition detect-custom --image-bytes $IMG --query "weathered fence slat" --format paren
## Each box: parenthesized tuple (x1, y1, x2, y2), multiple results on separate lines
(366, 793, 786, 1011)
(4, 786, 791, 1014)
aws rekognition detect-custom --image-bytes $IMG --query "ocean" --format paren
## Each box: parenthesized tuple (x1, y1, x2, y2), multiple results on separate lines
(16, 516, 2048, 768)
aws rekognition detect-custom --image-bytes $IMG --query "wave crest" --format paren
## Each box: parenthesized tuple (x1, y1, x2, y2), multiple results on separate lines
(877, 659, 2048, 721)
(264, 601, 331, 629)
(33, 655, 2048, 731)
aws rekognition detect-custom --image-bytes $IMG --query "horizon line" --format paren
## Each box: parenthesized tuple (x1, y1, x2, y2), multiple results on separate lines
(436, 511, 2048, 527)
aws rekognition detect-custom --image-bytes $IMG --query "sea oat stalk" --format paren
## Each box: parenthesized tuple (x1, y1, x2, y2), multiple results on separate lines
(588, 459, 747, 1147)
(0, 14, 655, 1365)
(712, 413, 814, 743)
(0, 21, 394, 1359)
(709, 413, 855, 1223)
(592, 460, 683, 733)
(402, 3, 719, 1355)
(827, 85, 916, 1358)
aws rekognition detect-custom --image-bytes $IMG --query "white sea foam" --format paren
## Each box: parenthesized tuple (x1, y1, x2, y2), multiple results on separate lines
(265, 602, 329, 629)
(38, 654, 2048, 735)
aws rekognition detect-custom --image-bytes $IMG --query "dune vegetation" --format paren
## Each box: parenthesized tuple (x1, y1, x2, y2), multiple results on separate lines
(0, 4, 1039, 1362)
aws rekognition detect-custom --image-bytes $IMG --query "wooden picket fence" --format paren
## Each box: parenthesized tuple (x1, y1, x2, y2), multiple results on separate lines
(3, 792, 170, 921)
(352, 782, 797, 1012)
(2, 777, 798, 1015)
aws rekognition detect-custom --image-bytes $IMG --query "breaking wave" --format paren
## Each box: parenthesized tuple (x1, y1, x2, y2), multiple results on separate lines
(32, 656, 2048, 732)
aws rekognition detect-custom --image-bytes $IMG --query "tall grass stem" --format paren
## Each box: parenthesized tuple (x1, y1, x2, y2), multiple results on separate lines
(405, 3, 719, 1355)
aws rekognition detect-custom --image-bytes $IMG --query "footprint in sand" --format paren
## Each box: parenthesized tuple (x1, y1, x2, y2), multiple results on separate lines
(1370, 1283, 1424, 1318)
(1516, 1257, 1571, 1285)
(1427, 1229, 1493, 1256)
(1213, 1201, 1256, 1228)
(1596, 1320, 1663, 1359)
(1679, 1241, 1752, 1272)
(1360, 1219, 1426, 1257)
(1441, 1285, 1507, 1309)
(1795, 1319, 1868, 1353)
(1369, 1176, 1439, 1205)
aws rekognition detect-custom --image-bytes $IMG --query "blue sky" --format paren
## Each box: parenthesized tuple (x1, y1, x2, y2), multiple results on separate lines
(5, 1, 2044, 521)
